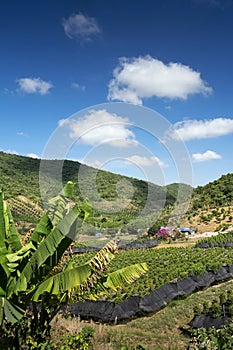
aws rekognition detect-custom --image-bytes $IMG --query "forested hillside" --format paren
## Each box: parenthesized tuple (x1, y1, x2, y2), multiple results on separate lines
(0, 152, 189, 231)
(0, 151, 178, 207)
(1, 151, 232, 234)
(192, 174, 233, 210)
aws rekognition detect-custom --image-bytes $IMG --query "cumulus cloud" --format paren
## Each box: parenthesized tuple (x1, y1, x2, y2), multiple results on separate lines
(170, 117, 233, 141)
(127, 155, 166, 168)
(108, 56, 212, 105)
(192, 150, 222, 162)
(62, 13, 101, 41)
(17, 77, 53, 95)
(59, 109, 137, 147)
(27, 153, 39, 159)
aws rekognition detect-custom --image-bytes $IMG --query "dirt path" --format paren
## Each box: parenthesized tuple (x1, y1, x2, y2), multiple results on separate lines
(156, 242, 196, 248)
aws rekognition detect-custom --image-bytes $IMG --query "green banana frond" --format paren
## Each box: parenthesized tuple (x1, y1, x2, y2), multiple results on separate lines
(33, 240, 120, 302)
(5, 205, 22, 252)
(0, 191, 22, 252)
(87, 239, 118, 272)
(71, 243, 147, 301)
(13, 208, 79, 295)
(6, 242, 36, 273)
(0, 297, 25, 325)
(62, 181, 74, 198)
(80, 263, 148, 300)
(32, 264, 91, 301)
(69, 240, 119, 299)
(0, 191, 7, 248)
(28, 214, 53, 246)
(0, 247, 9, 294)
(47, 181, 75, 226)
(104, 263, 148, 291)
(13, 203, 91, 296)
(47, 194, 69, 226)
(0, 297, 3, 325)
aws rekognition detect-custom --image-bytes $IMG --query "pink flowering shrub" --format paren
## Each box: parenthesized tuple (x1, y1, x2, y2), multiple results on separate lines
(157, 228, 170, 240)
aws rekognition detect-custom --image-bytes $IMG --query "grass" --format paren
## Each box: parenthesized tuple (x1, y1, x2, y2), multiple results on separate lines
(51, 279, 233, 349)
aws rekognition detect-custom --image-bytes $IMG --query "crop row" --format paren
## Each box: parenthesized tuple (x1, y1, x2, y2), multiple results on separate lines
(195, 231, 233, 247)
(193, 289, 233, 319)
(8, 197, 43, 219)
(66, 245, 233, 303)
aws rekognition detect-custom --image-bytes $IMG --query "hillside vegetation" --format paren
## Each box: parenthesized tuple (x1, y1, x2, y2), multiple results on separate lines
(192, 173, 233, 210)
(182, 174, 233, 233)
(0, 152, 233, 348)
(1, 151, 232, 234)
(0, 151, 170, 205)
(0, 152, 191, 232)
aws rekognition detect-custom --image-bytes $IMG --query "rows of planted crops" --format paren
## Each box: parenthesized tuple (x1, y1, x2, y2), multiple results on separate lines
(196, 231, 233, 246)
(66, 246, 233, 303)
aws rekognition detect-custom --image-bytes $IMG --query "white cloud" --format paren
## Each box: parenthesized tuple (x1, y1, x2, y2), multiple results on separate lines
(127, 155, 166, 168)
(3, 88, 14, 95)
(192, 150, 222, 162)
(59, 109, 137, 147)
(82, 159, 102, 168)
(170, 117, 233, 141)
(0, 148, 19, 155)
(17, 77, 53, 95)
(62, 13, 101, 41)
(71, 82, 86, 91)
(17, 131, 27, 137)
(27, 153, 39, 159)
(108, 56, 212, 105)
(0, 148, 40, 159)
(6, 149, 18, 155)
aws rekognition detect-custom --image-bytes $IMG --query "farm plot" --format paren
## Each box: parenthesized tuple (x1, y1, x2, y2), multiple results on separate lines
(66, 246, 233, 303)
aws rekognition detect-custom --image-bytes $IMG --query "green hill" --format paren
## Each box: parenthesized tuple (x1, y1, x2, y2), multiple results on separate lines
(0, 151, 171, 206)
(0, 151, 191, 232)
(182, 174, 233, 233)
(192, 173, 233, 210)
(1, 151, 232, 234)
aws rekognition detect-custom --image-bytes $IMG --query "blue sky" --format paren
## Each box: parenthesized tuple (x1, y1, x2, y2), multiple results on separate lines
(1, 0, 233, 187)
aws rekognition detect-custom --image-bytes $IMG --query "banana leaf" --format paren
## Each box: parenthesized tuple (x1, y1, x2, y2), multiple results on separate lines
(32, 264, 91, 301)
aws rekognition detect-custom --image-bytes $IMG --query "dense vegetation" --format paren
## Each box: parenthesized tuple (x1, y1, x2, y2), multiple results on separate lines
(0, 151, 193, 233)
(189, 323, 233, 349)
(0, 151, 171, 205)
(0, 184, 147, 349)
(192, 173, 233, 210)
(64, 246, 233, 302)
(1, 151, 233, 235)
(189, 289, 233, 349)
(196, 231, 233, 247)
(182, 175, 233, 232)
(193, 288, 233, 319)
(1, 153, 233, 348)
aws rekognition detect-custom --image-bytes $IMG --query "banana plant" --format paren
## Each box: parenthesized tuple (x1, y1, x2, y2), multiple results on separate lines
(0, 182, 147, 343)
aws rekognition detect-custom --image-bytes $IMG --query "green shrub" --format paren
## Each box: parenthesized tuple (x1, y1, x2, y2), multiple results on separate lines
(188, 323, 233, 349)
(59, 326, 95, 350)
